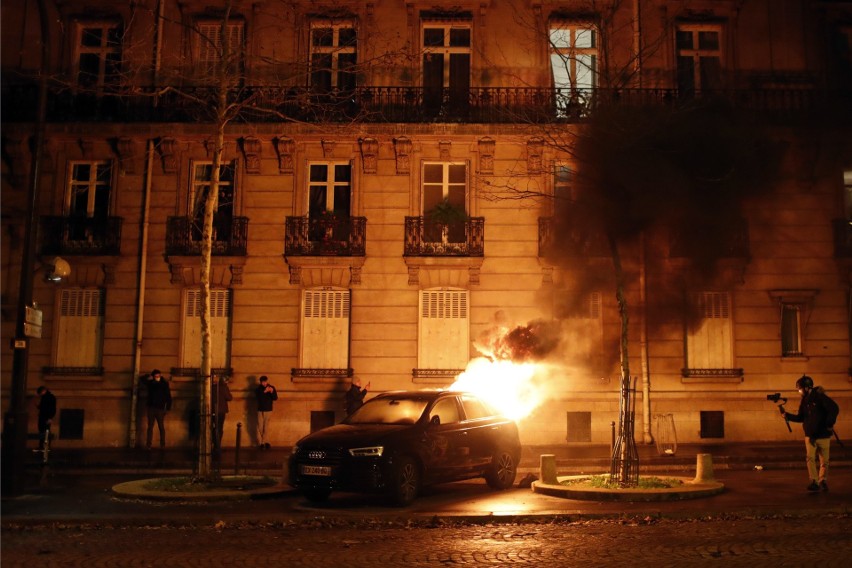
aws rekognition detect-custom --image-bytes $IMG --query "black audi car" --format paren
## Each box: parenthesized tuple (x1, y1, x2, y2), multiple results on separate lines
(288, 390, 522, 506)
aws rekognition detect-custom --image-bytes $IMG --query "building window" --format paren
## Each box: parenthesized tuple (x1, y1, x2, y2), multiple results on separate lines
(190, 161, 235, 242)
(180, 288, 232, 369)
(553, 163, 575, 207)
(418, 288, 469, 370)
(549, 22, 597, 114)
(686, 292, 733, 370)
(300, 288, 350, 370)
(75, 21, 122, 92)
(676, 25, 722, 95)
(310, 21, 357, 93)
(566, 411, 592, 443)
(843, 170, 852, 219)
(781, 303, 803, 357)
(423, 162, 467, 244)
(307, 162, 352, 241)
(196, 20, 244, 73)
(67, 161, 112, 218)
(700, 410, 725, 439)
(54, 288, 104, 368)
(422, 21, 471, 113)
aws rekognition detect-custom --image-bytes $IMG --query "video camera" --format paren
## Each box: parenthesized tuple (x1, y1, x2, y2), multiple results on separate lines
(766, 392, 792, 432)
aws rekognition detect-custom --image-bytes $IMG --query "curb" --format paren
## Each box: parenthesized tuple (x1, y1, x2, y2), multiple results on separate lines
(531, 475, 726, 502)
(111, 478, 292, 502)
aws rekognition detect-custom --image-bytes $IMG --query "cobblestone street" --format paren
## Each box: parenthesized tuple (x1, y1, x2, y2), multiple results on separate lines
(4, 515, 851, 567)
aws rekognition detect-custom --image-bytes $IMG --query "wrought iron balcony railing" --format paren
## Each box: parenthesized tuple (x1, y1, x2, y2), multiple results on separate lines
(165, 216, 248, 256)
(39, 216, 122, 256)
(3, 84, 847, 124)
(833, 219, 852, 257)
(404, 216, 484, 257)
(538, 217, 610, 258)
(284, 215, 366, 256)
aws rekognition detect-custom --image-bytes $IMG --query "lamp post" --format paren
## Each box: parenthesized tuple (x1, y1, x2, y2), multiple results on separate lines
(1, 0, 50, 495)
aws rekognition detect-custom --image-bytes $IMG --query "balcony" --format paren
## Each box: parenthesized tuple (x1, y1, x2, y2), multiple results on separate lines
(404, 216, 484, 257)
(538, 217, 610, 258)
(165, 216, 248, 256)
(284, 215, 366, 256)
(833, 219, 852, 257)
(39, 216, 122, 256)
(3, 84, 847, 125)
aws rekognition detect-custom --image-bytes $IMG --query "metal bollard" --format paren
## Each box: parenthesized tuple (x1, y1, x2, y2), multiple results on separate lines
(610, 421, 616, 453)
(234, 422, 242, 475)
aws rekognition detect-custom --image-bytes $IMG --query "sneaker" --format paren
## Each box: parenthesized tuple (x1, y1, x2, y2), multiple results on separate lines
(806, 481, 820, 492)
(820, 480, 829, 492)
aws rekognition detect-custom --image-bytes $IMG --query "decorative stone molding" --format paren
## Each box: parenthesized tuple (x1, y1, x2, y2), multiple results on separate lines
(240, 137, 262, 175)
(478, 137, 495, 174)
(158, 137, 178, 174)
(321, 139, 335, 158)
(275, 137, 295, 174)
(403, 257, 483, 287)
(527, 138, 544, 174)
(359, 137, 379, 174)
(115, 137, 137, 175)
(62, 257, 118, 287)
(165, 256, 246, 286)
(439, 140, 452, 160)
(283, 255, 365, 287)
(287, 265, 301, 285)
(394, 137, 412, 174)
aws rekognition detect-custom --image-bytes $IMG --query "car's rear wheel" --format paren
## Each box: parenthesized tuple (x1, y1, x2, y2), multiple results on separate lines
(303, 488, 332, 503)
(485, 450, 518, 490)
(388, 455, 420, 506)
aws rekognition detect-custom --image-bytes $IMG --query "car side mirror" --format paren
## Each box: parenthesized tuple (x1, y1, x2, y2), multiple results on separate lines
(429, 415, 441, 427)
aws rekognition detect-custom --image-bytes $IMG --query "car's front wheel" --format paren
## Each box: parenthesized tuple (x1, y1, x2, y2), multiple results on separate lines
(388, 455, 420, 506)
(302, 487, 332, 503)
(485, 450, 518, 490)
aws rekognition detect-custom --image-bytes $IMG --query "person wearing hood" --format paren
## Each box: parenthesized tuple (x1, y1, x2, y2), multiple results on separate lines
(781, 375, 840, 492)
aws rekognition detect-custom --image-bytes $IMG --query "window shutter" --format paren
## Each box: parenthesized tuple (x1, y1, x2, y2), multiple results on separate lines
(687, 292, 733, 368)
(55, 288, 104, 367)
(181, 289, 231, 368)
(418, 289, 469, 369)
(300, 289, 350, 368)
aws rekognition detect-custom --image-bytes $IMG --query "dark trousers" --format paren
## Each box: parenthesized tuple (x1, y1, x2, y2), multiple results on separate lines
(37, 418, 51, 450)
(214, 413, 227, 450)
(146, 407, 167, 448)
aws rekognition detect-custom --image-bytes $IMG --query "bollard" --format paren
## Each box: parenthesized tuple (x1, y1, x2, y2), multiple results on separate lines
(610, 421, 616, 454)
(234, 422, 242, 475)
(694, 453, 714, 483)
(540, 454, 558, 484)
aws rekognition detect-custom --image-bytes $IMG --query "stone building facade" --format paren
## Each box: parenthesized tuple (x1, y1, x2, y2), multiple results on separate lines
(2, 0, 850, 450)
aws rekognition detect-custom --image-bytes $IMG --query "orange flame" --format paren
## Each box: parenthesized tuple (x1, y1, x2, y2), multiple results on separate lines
(450, 357, 548, 421)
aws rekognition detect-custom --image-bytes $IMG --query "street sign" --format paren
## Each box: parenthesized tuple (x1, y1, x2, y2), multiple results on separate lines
(24, 305, 43, 338)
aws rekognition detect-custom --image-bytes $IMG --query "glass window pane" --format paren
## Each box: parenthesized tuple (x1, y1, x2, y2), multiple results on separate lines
(424, 28, 444, 47)
(423, 186, 443, 211)
(698, 31, 719, 50)
(576, 55, 595, 88)
(334, 164, 351, 183)
(107, 26, 122, 47)
(78, 54, 100, 84)
(339, 27, 357, 47)
(676, 30, 694, 50)
(549, 28, 571, 49)
(195, 164, 212, 181)
(447, 186, 465, 209)
(96, 164, 112, 182)
(449, 28, 470, 47)
(423, 163, 443, 183)
(333, 188, 351, 215)
(575, 28, 595, 49)
(310, 164, 328, 182)
(448, 164, 466, 184)
(312, 28, 333, 47)
(550, 54, 571, 89)
(74, 164, 92, 181)
(81, 27, 103, 47)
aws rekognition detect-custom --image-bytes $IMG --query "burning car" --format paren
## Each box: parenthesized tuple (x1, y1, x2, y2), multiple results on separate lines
(288, 390, 522, 506)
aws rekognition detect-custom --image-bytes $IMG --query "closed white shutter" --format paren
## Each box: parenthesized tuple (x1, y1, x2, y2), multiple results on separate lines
(300, 288, 350, 368)
(418, 289, 469, 369)
(198, 22, 243, 65)
(687, 292, 733, 369)
(55, 288, 104, 367)
(181, 289, 231, 368)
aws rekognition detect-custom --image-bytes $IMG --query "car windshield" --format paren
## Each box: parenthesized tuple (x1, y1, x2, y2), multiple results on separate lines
(347, 397, 430, 425)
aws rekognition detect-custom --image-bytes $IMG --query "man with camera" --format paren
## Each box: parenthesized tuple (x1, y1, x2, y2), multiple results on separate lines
(781, 375, 840, 492)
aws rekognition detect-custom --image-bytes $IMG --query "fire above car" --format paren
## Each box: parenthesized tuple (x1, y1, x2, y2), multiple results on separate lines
(288, 390, 522, 506)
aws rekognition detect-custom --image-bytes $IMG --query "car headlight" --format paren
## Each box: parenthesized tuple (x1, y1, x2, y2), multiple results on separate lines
(348, 446, 383, 457)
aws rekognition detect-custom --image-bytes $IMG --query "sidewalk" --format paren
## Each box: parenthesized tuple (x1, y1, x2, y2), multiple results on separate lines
(29, 440, 852, 476)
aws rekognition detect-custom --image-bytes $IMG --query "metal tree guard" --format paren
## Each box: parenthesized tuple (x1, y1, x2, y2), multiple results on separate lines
(609, 374, 639, 486)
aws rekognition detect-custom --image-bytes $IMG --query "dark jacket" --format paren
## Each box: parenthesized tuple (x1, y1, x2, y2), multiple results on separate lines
(344, 384, 368, 416)
(38, 391, 57, 422)
(785, 386, 839, 439)
(215, 380, 233, 414)
(255, 383, 278, 412)
(145, 377, 172, 411)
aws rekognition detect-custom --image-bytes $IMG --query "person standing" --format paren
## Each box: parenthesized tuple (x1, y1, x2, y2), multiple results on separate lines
(254, 375, 278, 449)
(344, 377, 370, 417)
(36, 386, 57, 450)
(213, 375, 233, 451)
(144, 369, 172, 450)
(781, 375, 840, 492)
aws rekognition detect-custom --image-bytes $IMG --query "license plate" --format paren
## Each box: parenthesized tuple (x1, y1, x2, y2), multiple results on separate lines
(301, 465, 332, 476)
